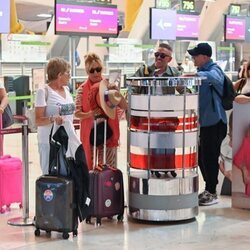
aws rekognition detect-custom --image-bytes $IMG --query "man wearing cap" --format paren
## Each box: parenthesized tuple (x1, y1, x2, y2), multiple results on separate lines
(188, 43, 227, 206)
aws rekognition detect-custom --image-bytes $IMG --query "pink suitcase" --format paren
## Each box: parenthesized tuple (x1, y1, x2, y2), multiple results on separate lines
(0, 155, 22, 213)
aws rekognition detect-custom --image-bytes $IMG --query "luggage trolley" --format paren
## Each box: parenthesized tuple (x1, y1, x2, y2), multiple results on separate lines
(126, 76, 202, 221)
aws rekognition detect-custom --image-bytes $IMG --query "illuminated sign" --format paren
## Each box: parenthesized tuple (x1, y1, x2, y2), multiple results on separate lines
(0, 1, 10, 33)
(181, 0, 195, 11)
(225, 15, 245, 41)
(155, 0, 171, 9)
(55, 0, 118, 37)
(229, 4, 241, 16)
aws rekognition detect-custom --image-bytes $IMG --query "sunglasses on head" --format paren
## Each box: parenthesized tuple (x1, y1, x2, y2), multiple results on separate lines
(89, 67, 102, 74)
(154, 52, 170, 59)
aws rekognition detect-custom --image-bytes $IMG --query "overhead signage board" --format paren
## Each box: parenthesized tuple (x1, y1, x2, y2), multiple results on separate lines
(181, 0, 195, 12)
(0, 1, 10, 33)
(245, 17, 250, 43)
(225, 15, 246, 41)
(150, 8, 176, 40)
(155, 0, 171, 9)
(229, 4, 241, 16)
(176, 13, 199, 40)
(55, 0, 118, 37)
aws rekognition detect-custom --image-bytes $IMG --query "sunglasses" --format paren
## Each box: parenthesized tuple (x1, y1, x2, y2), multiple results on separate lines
(154, 52, 170, 59)
(89, 67, 102, 74)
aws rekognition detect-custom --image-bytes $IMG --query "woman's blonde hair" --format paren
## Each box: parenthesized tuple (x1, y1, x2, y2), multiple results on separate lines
(84, 52, 103, 74)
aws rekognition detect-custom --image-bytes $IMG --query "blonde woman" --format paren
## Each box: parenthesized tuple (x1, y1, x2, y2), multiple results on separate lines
(74, 52, 127, 170)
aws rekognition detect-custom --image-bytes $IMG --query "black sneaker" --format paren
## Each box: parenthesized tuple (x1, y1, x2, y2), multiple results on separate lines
(198, 190, 210, 200)
(199, 192, 218, 206)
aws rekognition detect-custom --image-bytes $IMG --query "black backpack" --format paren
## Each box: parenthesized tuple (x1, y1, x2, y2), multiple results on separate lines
(210, 74, 236, 110)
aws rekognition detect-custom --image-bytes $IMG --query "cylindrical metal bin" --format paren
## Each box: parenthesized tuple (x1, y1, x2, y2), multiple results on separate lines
(126, 76, 202, 221)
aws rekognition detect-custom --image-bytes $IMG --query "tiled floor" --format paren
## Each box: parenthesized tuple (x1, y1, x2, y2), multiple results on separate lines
(1, 121, 250, 250)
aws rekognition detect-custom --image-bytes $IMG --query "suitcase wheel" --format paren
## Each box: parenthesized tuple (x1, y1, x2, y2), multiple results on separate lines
(46, 230, 51, 236)
(34, 229, 40, 237)
(73, 230, 78, 237)
(96, 218, 101, 226)
(86, 216, 91, 224)
(19, 203, 23, 209)
(62, 232, 69, 240)
(117, 214, 123, 222)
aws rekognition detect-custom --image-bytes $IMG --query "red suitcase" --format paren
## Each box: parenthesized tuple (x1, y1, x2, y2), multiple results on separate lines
(0, 155, 22, 213)
(86, 118, 124, 225)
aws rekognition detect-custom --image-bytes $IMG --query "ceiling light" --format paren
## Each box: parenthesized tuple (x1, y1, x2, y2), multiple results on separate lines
(36, 13, 52, 18)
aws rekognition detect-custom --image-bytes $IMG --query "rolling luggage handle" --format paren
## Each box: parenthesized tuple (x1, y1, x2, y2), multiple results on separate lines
(92, 115, 108, 170)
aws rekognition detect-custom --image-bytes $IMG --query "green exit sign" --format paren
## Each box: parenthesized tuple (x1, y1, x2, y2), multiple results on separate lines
(181, 0, 195, 11)
(229, 4, 241, 15)
(155, 0, 171, 9)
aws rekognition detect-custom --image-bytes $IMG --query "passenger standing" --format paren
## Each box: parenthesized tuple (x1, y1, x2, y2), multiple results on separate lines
(234, 61, 250, 104)
(74, 52, 127, 170)
(134, 43, 180, 78)
(188, 43, 227, 206)
(35, 57, 74, 175)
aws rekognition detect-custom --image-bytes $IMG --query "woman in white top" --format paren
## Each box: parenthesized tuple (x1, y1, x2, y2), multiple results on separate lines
(234, 61, 250, 104)
(35, 57, 74, 174)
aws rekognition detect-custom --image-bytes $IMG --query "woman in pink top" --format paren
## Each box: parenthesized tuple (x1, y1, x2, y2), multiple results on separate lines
(233, 124, 250, 196)
(74, 53, 127, 170)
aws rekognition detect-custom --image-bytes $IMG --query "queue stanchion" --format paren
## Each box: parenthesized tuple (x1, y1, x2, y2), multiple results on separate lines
(8, 118, 33, 226)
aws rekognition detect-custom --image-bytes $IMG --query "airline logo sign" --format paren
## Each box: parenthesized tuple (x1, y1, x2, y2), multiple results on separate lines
(151, 9, 176, 40)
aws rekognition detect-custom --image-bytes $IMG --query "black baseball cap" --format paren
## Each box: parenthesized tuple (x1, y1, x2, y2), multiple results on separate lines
(187, 43, 212, 57)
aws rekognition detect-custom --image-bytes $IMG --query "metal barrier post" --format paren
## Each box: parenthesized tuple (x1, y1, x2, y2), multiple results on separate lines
(8, 120, 33, 226)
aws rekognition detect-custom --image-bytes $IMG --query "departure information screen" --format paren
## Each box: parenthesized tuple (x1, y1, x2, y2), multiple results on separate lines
(55, 0, 118, 37)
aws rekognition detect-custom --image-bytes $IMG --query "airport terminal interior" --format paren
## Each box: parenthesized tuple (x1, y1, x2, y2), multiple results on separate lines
(1, 0, 250, 249)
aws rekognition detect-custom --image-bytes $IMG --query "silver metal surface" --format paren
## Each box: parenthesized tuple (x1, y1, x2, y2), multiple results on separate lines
(7, 217, 34, 226)
(128, 173, 199, 221)
(127, 77, 201, 221)
(130, 130, 198, 148)
(129, 207, 198, 221)
(130, 95, 198, 111)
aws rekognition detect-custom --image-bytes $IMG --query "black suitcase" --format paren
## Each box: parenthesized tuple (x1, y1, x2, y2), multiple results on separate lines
(34, 175, 78, 239)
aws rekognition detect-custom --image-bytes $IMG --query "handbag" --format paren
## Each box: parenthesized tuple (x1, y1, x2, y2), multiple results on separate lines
(2, 104, 14, 128)
(89, 120, 113, 147)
